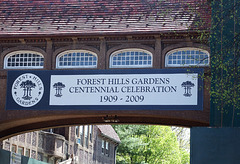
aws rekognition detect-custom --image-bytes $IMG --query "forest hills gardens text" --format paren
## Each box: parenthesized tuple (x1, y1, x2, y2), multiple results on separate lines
(69, 77, 177, 94)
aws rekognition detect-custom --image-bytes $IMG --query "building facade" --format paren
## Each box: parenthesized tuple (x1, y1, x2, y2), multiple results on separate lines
(1, 125, 120, 164)
(0, 0, 211, 143)
(0, 1, 212, 163)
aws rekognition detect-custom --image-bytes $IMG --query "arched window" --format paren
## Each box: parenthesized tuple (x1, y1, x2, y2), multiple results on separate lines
(4, 51, 44, 69)
(110, 49, 153, 68)
(165, 48, 210, 67)
(56, 50, 97, 68)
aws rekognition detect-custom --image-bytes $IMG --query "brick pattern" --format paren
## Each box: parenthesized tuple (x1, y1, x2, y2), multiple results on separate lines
(56, 139, 64, 153)
(70, 126, 75, 142)
(19, 134, 25, 143)
(38, 133, 43, 149)
(31, 150, 36, 159)
(37, 152, 43, 161)
(0, 0, 210, 36)
(12, 136, 17, 141)
(26, 133, 31, 144)
(32, 132, 37, 146)
(46, 136, 54, 151)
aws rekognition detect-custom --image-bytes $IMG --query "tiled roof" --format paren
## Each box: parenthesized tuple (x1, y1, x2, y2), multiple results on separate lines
(0, 0, 210, 37)
(97, 125, 121, 143)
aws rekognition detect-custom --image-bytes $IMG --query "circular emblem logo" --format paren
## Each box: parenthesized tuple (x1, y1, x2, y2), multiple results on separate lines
(12, 73, 44, 107)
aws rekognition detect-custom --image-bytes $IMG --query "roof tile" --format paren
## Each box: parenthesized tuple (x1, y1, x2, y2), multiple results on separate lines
(97, 125, 121, 143)
(0, 0, 211, 37)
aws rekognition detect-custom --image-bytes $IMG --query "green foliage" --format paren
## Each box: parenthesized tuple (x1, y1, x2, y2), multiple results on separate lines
(180, 150, 190, 164)
(210, 0, 240, 127)
(113, 125, 189, 164)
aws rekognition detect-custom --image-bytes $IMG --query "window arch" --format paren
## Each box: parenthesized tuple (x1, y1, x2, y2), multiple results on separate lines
(110, 48, 153, 68)
(4, 50, 44, 69)
(56, 50, 98, 68)
(165, 48, 210, 67)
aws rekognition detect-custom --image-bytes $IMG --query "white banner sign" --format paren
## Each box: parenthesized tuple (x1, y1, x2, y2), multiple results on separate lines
(49, 73, 198, 106)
